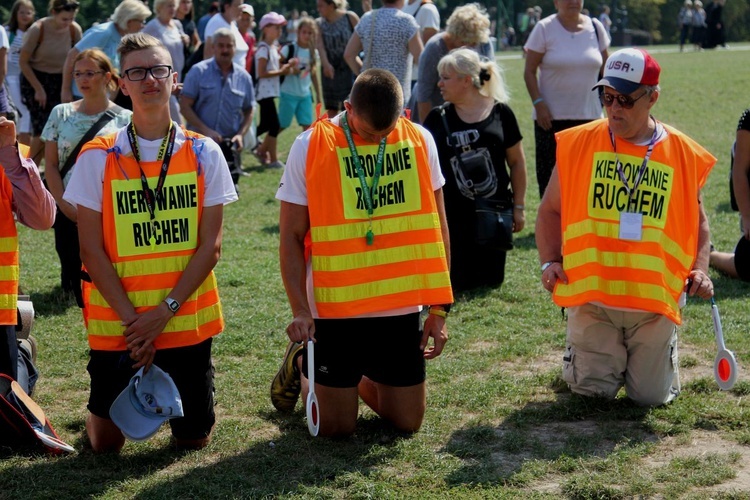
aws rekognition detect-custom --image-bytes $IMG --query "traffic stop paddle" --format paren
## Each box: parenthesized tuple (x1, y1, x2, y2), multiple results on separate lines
(306, 340, 320, 436)
(711, 297, 739, 390)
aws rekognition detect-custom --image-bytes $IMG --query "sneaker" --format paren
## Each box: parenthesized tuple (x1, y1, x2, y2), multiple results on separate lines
(18, 336, 37, 365)
(270, 341, 303, 412)
(267, 160, 285, 169)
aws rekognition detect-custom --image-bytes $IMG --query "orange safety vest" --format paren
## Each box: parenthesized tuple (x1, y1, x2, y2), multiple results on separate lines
(80, 132, 223, 350)
(305, 117, 453, 317)
(0, 145, 29, 325)
(554, 120, 715, 324)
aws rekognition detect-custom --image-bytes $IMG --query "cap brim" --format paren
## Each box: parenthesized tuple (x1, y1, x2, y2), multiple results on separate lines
(592, 76, 641, 95)
(110, 384, 166, 441)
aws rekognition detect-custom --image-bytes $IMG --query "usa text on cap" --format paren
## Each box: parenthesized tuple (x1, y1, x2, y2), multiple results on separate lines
(592, 48, 661, 95)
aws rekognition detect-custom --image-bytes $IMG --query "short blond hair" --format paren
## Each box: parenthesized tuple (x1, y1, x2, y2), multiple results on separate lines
(446, 3, 490, 47)
(112, 0, 152, 31)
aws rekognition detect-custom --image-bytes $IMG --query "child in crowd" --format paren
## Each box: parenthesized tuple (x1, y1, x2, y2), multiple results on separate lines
(253, 12, 293, 169)
(278, 16, 321, 133)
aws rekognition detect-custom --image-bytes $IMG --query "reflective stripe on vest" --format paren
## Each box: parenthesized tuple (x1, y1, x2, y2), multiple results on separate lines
(306, 117, 453, 317)
(554, 120, 715, 324)
(79, 131, 223, 350)
(0, 146, 28, 325)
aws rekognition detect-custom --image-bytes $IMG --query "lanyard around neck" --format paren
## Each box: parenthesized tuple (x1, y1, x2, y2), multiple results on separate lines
(608, 117, 659, 211)
(126, 121, 177, 249)
(341, 112, 387, 245)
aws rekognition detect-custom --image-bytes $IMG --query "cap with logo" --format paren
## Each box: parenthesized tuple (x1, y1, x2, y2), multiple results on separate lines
(239, 4, 254, 16)
(592, 48, 661, 95)
(109, 365, 184, 441)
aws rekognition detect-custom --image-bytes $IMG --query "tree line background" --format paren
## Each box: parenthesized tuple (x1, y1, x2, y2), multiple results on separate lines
(2, 0, 749, 45)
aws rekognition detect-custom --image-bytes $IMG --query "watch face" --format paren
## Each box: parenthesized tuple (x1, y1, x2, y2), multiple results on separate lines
(166, 299, 180, 312)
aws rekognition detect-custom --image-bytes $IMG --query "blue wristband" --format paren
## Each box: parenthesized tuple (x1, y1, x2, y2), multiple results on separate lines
(532, 97, 544, 105)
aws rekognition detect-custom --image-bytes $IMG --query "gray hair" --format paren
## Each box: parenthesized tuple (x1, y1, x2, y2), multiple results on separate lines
(112, 0, 152, 31)
(211, 27, 235, 44)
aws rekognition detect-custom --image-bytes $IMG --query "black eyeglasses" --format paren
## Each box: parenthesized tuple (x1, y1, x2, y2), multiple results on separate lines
(123, 65, 173, 81)
(599, 91, 648, 109)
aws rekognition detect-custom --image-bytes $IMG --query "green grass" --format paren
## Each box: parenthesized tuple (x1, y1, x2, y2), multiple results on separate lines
(2, 44, 750, 498)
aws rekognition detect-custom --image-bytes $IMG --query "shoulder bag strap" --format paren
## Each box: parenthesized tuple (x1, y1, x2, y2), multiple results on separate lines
(58, 109, 118, 180)
(439, 103, 467, 166)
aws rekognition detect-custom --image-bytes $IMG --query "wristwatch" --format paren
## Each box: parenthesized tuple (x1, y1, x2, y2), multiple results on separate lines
(541, 261, 559, 272)
(164, 297, 181, 314)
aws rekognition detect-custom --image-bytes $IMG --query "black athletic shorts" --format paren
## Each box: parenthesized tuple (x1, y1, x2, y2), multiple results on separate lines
(87, 338, 215, 440)
(303, 312, 426, 388)
(735, 236, 750, 281)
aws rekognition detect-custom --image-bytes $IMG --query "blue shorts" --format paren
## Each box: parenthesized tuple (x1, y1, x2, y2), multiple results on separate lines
(278, 92, 314, 128)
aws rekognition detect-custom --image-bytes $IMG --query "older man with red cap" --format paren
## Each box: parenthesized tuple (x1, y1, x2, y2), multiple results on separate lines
(536, 48, 716, 406)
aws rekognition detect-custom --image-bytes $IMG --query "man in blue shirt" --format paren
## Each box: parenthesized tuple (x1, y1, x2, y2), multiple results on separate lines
(180, 27, 255, 192)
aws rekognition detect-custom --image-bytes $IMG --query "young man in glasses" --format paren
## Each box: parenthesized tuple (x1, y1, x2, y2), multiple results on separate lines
(536, 48, 716, 407)
(63, 33, 237, 452)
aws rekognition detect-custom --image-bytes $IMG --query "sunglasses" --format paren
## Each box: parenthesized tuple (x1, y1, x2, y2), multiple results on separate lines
(56, 2, 80, 12)
(599, 90, 649, 109)
(123, 65, 172, 81)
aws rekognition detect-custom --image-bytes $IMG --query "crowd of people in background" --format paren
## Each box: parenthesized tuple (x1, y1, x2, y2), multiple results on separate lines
(0, 0, 747, 452)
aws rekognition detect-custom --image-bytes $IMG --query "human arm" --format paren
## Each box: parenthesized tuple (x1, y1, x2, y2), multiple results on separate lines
(420, 187, 449, 360)
(506, 141, 527, 233)
(231, 105, 254, 150)
(407, 31, 423, 66)
(256, 51, 293, 79)
(316, 26, 334, 79)
(733, 128, 750, 239)
(523, 49, 552, 130)
(536, 166, 567, 292)
(124, 204, 225, 358)
(61, 47, 80, 103)
(179, 94, 223, 143)
(343, 31, 363, 75)
(310, 63, 322, 104)
(0, 118, 55, 229)
(279, 200, 316, 343)
(686, 193, 713, 299)
(18, 30, 47, 108)
(43, 139, 77, 221)
(203, 36, 214, 59)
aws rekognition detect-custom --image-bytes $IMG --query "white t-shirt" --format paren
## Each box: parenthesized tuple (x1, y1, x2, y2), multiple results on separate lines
(64, 125, 238, 211)
(204, 14, 249, 67)
(276, 114, 444, 318)
(254, 41, 281, 100)
(524, 14, 610, 121)
(402, 0, 440, 81)
(6, 27, 24, 77)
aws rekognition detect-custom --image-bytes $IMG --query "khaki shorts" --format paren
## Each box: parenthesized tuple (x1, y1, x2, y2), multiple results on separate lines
(562, 303, 679, 406)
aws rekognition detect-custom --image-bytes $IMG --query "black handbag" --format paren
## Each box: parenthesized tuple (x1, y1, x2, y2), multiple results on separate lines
(439, 104, 513, 251)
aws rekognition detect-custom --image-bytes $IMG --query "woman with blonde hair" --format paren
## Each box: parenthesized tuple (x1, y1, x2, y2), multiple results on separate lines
(61, 0, 151, 104)
(412, 3, 493, 123)
(144, 0, 189, 120)
(422, 48, 526, 292)
(42, 48, 131, 303)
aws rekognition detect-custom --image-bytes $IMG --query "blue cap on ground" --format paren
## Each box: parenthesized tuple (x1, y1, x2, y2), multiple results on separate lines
(109, 365, 184, 441)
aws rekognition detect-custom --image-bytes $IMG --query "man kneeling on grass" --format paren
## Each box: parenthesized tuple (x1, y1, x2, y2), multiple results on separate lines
(536, 48, 716, 406)
(272, 69, 453, 437)
(64, 33, 237, 452)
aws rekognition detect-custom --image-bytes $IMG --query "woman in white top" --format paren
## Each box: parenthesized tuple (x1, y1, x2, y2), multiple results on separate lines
(4, 0, 35, 144)
(143, 0, 189, 121)
(523, 0, 609, 197)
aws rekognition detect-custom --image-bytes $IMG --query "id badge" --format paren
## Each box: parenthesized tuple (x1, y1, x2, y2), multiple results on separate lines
(619, 212, 643, 241)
